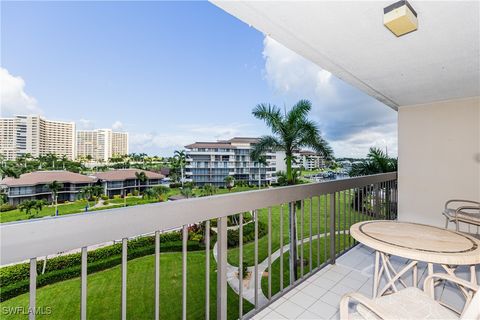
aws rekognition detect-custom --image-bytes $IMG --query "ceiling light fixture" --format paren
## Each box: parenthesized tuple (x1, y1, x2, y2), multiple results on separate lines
(384, 0, 418, 37)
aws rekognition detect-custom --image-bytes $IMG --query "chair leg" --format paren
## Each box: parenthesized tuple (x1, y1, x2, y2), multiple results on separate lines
(445, 217, 449, 229)
(456, 221, 460, 232)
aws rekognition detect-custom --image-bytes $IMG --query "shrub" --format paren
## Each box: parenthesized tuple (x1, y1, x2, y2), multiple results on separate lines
(132, 190, 139, 196)
(113, 195, 121, 199)
(0, 231, 201, 301)
(127, 193, 132, 197)
(0, 240, 203, 302)
(101, 195, 109, 201)
(103, 200, 109, 205)
(227, 221, 267, 247)
(169, 183, 181, 188)
(0, 204, 16, 212)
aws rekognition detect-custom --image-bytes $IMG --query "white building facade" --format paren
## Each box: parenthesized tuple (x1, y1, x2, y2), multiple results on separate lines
(0, 115, 75, 160)
(76, 129, 128, 162)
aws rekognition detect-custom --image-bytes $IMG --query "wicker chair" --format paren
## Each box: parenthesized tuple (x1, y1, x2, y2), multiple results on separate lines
(340, 273, 479, 320)
(443, 199, 480, 233)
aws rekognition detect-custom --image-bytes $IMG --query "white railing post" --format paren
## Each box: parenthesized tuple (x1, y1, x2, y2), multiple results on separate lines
(330, 193, 336, 264)
(216, 217, 227, 320)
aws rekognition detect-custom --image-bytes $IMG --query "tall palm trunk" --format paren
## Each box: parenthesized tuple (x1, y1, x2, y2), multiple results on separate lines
(286, 153, 293, 184)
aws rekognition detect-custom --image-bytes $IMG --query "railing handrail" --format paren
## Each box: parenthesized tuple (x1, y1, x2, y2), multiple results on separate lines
(0, 172, 396, 265)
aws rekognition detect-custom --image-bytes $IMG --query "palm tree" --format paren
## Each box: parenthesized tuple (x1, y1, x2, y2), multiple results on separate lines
(251, 99, 332, 281)
(135, 171, 148, 194)
(47, 180, 63, 216)
(350, 147, 397, 214)
(0, 165, 19, 179)
(349, 147, 397, 176)
(174, 150, 187, 187)
(252, 155, 268, 189)
(224, 175, 235, 191)
(152, 185, 170, 201)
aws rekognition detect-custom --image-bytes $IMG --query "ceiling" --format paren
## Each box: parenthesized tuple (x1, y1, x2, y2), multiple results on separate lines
(211, 1, 480, 110)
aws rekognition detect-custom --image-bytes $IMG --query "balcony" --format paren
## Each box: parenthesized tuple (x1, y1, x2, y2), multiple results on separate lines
(1, 173, 399, 319)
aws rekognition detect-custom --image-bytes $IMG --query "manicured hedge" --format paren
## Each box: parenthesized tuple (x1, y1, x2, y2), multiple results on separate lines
(0, 240, 202, 302)
(227, 221, 267, 247)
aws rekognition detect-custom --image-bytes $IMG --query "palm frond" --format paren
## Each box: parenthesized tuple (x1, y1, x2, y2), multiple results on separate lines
(250, 135, 284, 160)
(286, 99, 312, 125)
(252, 104, 283, 133)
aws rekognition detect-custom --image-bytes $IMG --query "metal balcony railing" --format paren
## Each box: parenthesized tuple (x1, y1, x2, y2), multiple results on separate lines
(0, 172, 397, 320)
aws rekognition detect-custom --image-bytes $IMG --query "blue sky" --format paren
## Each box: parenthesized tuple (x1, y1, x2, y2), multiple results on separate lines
(1, 1, 397, 158)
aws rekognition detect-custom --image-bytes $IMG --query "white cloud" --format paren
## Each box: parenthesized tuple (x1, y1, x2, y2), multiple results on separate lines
(262, 36, 398, 158)
(129, 123, 253, 155)
(77, 118, 95, 130)
(0, 68, 42, 117)
(112, 120, 124, 131)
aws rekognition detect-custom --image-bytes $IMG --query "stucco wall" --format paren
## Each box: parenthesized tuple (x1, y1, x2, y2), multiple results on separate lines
(398, 97, 480, 229)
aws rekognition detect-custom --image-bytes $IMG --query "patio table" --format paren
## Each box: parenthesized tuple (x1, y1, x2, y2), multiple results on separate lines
(350, 220, 480, 298)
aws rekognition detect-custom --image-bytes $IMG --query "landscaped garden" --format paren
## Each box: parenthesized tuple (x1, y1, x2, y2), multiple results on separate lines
(0, 190, 375, 319)
(0, 185, 262, 224)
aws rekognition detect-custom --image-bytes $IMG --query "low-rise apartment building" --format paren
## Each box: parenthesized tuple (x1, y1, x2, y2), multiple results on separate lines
(0, 115, 75, 160)
(185, 137, 277, 187)
(94, 169, 165, 197)
(299, 150, 326, 170)
(0, 171, 97, 205)
(185, 137, 327, 186)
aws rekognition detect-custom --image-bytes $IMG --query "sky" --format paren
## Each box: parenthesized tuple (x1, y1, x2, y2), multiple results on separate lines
(0, 1, 397, 158)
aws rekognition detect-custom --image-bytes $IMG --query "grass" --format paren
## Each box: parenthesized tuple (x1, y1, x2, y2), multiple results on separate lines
(0, 188, 377, 319)
(227, 192, 370, 266)
(0, 186, 262, 224)
(0, 251, 253, 320)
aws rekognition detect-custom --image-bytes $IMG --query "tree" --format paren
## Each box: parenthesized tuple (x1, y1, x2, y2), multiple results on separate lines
(174, 150, 187, 187)
(202, 184, 218, 196)
(0, 165, 19, 179)
(135, 171, 148, 194)
(251, 99, 333, 281)
(47, 180, 63, 216)
(252, 155, 268, 188)
(142, 188, 157, 200)
(152, 185, 170, 201)
(180, 187, 193, 199)
(224, 176, 235, 191)
(349, 147, 397, 177)
(276, 169, 301, 186)
(349, 147, 398, 215)
(18, 200, 41, 219)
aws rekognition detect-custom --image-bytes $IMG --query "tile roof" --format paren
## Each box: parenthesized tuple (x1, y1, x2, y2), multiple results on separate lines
(0, 171, 97, 187)
(184, 142, 236, 149)
(94, 169, 165, 181)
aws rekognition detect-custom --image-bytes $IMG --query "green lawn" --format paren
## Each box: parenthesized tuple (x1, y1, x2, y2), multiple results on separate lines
(0, 251, 253, 320)
(0, 186, 263, 224)
(0, 188, 376, 319)
(227, 192, 369, 266)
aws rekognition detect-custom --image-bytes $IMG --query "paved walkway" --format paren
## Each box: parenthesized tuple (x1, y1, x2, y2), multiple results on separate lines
(212, 230, 349, 307)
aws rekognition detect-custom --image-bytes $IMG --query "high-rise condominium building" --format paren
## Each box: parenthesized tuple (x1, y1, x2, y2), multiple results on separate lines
(76, 129, 128, 162)
(0, 115, 75, 160)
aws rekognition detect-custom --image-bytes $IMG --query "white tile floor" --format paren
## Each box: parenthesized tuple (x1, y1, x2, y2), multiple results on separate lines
(251, 244, 480, 320)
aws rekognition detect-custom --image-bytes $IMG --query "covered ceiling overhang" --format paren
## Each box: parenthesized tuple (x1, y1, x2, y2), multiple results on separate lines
(211, 1, 480, 110)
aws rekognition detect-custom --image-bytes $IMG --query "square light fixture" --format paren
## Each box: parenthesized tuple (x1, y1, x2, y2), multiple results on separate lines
(384, 0, 418, 37)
